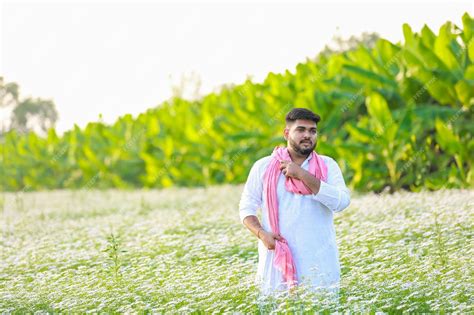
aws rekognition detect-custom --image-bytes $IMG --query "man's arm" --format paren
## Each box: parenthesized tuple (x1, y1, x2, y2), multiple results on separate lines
(311, 159, 351, 212)
(243, 215, 264, 238)
(280, 160, 321, 193)
(243, 215, 283, 250)
(280, 158, 351, 213)
(298, 168, 321, 194)
(238, 160, 263, 224)
(239, 163, 265, 238)
(239, 158, 283, 250)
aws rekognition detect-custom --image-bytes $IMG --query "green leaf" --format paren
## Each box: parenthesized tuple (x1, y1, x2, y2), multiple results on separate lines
(434, 119, 462, 154)
(462, 12, 473, 43)
(343, 65, 397, 88)
(455, 79, 474, 105)
(421, 24, 436, 47)
(434, 22, 461, 72)
(366, 92, 393, 133)
(345, 124, 375, 143)
(403, 23, 415, 46)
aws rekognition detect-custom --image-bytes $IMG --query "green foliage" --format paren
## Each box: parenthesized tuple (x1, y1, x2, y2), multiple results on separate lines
(1, 13, 473, 192)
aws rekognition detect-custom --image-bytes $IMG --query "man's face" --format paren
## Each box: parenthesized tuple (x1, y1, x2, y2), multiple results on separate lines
(284, 119, 318, 155)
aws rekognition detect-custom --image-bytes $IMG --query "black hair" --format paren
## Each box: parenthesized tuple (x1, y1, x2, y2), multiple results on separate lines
(285, 108, 321, 125)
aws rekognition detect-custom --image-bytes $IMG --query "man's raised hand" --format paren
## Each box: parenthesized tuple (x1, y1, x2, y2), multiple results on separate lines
(279, 160, 303, 179)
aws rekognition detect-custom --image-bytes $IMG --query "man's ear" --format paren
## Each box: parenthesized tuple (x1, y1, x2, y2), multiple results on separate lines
(283, 127, 289, 140)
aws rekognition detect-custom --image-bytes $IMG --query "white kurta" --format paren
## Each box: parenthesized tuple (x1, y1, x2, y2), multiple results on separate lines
(239, 153, 351, 296)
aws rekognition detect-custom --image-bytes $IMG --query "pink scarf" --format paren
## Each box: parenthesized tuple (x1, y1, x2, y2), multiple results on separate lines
(263, 146, 328, 288)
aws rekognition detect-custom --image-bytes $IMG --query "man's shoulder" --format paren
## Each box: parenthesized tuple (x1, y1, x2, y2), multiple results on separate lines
(245, 155, 272, 181)
(251, 155, 273, 170)
(318, 154, 340, 169)
(318, 154, 335, 163)
(318, 154, 342, 170)
(255, 155, 273, 164)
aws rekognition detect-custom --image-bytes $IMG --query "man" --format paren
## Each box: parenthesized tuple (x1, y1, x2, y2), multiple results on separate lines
(239, 108, 351, 297)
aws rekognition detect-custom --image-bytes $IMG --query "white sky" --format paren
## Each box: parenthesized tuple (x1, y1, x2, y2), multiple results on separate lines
(1, 1, 472, 134)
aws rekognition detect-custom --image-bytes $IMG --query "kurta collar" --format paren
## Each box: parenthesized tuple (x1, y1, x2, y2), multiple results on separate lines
(301, 153, 313, 167)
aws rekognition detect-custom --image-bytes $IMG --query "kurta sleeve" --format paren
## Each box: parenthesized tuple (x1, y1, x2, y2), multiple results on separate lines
(312, 157, 351, 213)
(239, 160, 264, 224)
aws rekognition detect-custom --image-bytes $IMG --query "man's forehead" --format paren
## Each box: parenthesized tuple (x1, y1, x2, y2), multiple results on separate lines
(289, 119, 317, 129)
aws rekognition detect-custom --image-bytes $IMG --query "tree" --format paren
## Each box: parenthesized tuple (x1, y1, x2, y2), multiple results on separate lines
(0, 77, 19, 108)
(316, 32, 381, 60)
(10, 98, 58, 134)
(0, 77, 19, 135)
(0, 76, 58, 136)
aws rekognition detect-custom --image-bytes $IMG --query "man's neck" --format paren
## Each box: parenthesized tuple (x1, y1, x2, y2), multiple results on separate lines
(287, 147, 310, 166)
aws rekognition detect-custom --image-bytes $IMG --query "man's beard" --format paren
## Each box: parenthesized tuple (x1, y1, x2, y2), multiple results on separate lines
(289, 138, 316, 156)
